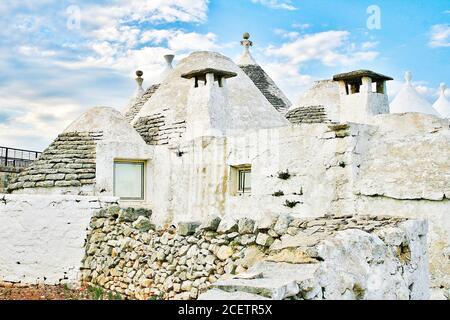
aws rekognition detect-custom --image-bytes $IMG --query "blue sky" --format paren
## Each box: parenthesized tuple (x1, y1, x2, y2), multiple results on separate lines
(0, 0, 449, 150)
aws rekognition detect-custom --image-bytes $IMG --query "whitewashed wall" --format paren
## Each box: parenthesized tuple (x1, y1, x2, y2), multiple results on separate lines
(147, 113, 449, 295)
(0, 194, 118, 285)
(352, 113, 450, 294)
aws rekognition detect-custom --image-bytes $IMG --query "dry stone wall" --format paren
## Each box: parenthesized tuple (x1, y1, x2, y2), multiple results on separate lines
(0, 166, 22, 193)
(8, 131, 102, 193)
(81, 207, 429, 300)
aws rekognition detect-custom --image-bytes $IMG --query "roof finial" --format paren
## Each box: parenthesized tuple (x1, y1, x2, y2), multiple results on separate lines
(238, 32, 257, 66)
(440, 83, 447, 96)
(135, 70, 144, 93)
(405, 71, 412, 85)
(241, 32, 253, 55)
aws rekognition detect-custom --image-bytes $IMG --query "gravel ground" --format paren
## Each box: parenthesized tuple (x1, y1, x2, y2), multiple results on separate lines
(0, 283, 94, 300)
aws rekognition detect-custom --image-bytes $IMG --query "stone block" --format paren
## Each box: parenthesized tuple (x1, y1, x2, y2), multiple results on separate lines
(217, 217, 238, 234)
(132, 216, 155, 232)
(238, 218, 255, 235)
(177, 221, 201, 236)
(200, 215, 221, 232)
(256, 233, 274, 247)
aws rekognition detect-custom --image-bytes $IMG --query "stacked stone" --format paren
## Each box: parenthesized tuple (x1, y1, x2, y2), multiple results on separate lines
(286, 106, 330, 124)
(134, 113, 186, 146)
(81, 208, 409, 300)
(124, 84, 160, 123)
(7, 132, 102, 192)
(0, 166, 23, 193)
(240, 64, 291, 113)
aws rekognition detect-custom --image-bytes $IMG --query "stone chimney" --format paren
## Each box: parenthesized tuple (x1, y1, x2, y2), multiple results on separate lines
(333, 70, 393, 123)
(159, 54, 175, 82)
(181, 68, 237, 139)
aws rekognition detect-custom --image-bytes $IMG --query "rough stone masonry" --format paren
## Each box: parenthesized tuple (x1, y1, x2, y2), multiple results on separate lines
(81, 207, 429, 300)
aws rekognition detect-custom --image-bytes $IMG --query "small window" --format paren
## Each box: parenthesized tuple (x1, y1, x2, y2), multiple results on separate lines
(238, 168, 251, 193)
(114, 161, 145, 200)
(230, 165, 251, 196)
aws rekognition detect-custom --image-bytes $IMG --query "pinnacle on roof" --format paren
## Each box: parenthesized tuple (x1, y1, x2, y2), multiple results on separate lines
(432, 83, 450, 118)
(238, 32, 257, 66)
(134, 70, 145, 95)
(390, 71, 440, 116)
(122, 70, 145, 114)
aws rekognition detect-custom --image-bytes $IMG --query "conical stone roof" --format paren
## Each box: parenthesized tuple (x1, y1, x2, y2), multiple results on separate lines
(390, 72, 440, 116)
(133, 51, 288, 146)
(432, 83, 450, 118)
(8, 107, 143, 194)
(237, 33, 291, 113)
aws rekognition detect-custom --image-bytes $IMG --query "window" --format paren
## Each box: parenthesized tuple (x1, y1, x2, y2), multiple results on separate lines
(230, 165, 252, 196)
(238, 168, 251, 193)
(114, 161, 145, 200)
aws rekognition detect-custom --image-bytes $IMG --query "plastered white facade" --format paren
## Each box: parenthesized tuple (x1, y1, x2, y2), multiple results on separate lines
(142, 113, 449, 291)
(0, 194, 118, 285)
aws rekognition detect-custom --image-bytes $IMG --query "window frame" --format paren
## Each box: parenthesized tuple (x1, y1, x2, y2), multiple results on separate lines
(113, 160, 146, 201)
(238, 168, 251, 194)
(230, 164, 252, 196)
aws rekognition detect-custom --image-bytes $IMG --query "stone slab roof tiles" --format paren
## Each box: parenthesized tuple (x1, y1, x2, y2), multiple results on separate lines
(133, 111, 186, 146)
(237, 33, 291, 114)
(286, 106, 332, 124)
(124, 84, 161, 123)
(240, 64, 292, 113)
(8, 131, 102, 192)
(333, 70, 393, 82)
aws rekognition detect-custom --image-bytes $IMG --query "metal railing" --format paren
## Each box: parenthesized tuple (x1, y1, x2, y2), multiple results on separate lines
(0, 146, 42, 168)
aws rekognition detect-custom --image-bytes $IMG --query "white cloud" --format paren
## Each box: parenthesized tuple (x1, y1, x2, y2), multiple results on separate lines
(0, 86, 88, 150)
(251, 0, 297, 11)
(141, 30, 219, 52)
(262, 61, 314, 102)
(361, 41, 379, 49)
(429, 24, 450, 47)
(292, 23, 311, 30)
(81, 0, 209, 28)
(54, 1, 219, 80)
(17, 46, 59, 58)
(0, 0, 55, 13)
(53, 29, 220, 84)
(274, 29, 300, 40)
(0, 1, 214, 150)
(265, 31, 379, 67)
